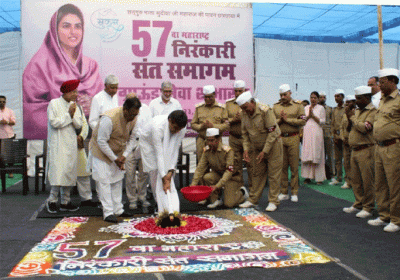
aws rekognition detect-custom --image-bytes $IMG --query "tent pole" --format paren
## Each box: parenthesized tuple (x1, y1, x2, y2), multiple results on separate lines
(377, 5, 384, 69)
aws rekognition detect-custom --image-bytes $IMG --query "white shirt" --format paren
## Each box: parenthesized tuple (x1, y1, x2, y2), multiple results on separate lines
(88, 90, 119, 130)
(372, 91, 381, 109)
(47, 97, 83, 186)
(91, 115, 136, 183)
(149, 96, 182, 117)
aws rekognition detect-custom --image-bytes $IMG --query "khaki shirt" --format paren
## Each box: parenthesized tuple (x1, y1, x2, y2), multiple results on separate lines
(331, 105, 345, 139)
(322, 105, 333, 137)
(373, 89, 400, 142)
(191, 102, 229, 139)
(340, 114, 350, 141)
(225, 98, 242, 136)
(272, 99, 306, 134)
(241, 103, 281, 154)
(191, 142, 235, 189)
(348, 103, 376, 147)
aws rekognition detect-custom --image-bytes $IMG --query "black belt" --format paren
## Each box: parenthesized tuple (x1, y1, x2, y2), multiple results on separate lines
(377, 138, 400, 147)
(281, 132, 299, 137)
(352, 144, 374, 151)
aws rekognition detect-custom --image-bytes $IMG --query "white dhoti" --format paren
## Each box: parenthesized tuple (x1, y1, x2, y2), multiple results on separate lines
(149, 170, 180, 214)
(91, 155, 125, 218)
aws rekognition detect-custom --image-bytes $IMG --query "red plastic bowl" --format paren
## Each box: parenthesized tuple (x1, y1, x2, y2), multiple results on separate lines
(181, 186, 212, 202)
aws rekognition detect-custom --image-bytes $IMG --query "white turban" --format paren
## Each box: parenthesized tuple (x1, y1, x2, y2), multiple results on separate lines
(234, 80, 246, 89)
(354, 86, 372, 96)
(320, 91, 326, 96)
(378, 68, 399, 78)
(345, 95, 356, 101)
(203, 85, 215, 95)
(206, 128, 219, 137)
(236, 91, 252, 106)
(335, 89, 345, 94)
(278, 84, 290, 94)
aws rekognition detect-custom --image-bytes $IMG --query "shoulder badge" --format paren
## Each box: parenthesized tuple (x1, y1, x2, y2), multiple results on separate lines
(222, 145, 232, 152)
(195, 102, 205, 108)
(294, 100, 302, 104)
(203, 145, 210, 152)
(226, 97, 235, 103)
(216, 102, 226, 108)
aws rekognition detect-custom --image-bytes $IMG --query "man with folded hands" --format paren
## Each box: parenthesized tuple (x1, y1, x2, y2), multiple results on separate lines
(368, 68, 400, 233)
(342, 86, 376, 220)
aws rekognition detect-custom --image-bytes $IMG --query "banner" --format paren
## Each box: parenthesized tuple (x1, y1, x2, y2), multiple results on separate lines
(21, 0, 253, 139)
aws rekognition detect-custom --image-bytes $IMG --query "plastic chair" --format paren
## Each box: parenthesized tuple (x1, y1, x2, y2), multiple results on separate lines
(176, 145, 190, 190)
(0, 138, 29, 194)
(34, 140, 47, 194)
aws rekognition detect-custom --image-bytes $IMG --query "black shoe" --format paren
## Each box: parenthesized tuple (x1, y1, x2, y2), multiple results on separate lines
(104, 215, 118, 223)
(60, 202, 79, 212)
(304, 179, 312, 184)
(80, 199, 99, 207)
(119, 211, 133, 218)
(46, 201, 57, 214)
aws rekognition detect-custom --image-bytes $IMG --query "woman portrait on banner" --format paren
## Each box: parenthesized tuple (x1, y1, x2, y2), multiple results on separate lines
(23, 3, 103, 139)
(301, 91, 326, 185)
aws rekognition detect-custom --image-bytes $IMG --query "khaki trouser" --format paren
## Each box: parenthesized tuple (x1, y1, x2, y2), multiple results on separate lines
(125, 149, 149, 204)
(375, 143, 400, 226)
(229, 135, 253, 188)
(350, 146, 375, 213)
(250, 139, 283, 205)
(196, 137, 206, 162)
(203, 171, 245, 208)
(343, 143, 352, 186)
(333, 139, 343, 181)
(280, 134, 300, 195)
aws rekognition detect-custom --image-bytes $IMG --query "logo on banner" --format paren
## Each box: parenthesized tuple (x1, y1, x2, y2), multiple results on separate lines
(91, 9, 124, 42)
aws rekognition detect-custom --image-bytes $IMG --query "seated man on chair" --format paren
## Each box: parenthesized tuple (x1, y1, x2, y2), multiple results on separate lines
(190, 128, 248, 209)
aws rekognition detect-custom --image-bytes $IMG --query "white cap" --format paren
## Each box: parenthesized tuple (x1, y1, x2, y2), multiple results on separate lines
(354, 86, 372, 96)
(320, 91, 326, 96)
(279, 84, 291, 94)
(203, 85, 215, 95)
(236, 91, 253, 106)
(234, 80, 246, 89)
(335, 89, 345, 94)
(206, 128, 219, 137)
(378, 68, 399, 78)
(345, 95, 356, 101)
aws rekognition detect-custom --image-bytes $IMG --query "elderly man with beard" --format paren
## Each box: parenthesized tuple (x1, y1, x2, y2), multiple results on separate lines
(149, 81, 182, 117)
(45, 79, 84, 214)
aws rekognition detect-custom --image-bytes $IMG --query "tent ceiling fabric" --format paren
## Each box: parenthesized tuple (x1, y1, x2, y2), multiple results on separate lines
(1, 1, 400, 43)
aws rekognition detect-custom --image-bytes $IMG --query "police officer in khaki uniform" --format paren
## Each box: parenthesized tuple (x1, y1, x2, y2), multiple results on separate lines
(236, 91, 283, 212)
(226, 80, 252, 190)
(319, 92, 334, 179)
(190, 128, 248, 209)
(340, 95, 356, 189)
(191, 85, 229, 161)
(273, 84, 305, 203)
(329, 89, 345, 185)
(368, 68, 400, 233)
(343, 86, 376, 219)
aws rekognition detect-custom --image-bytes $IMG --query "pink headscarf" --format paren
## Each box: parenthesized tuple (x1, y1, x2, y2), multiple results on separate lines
(23, 4, 103, 139)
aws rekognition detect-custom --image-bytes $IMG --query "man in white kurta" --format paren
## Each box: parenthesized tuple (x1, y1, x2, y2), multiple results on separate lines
(140, 110, 187, 215)
(89, 97, 141, 223)
(149, 81, 182, 117)
(88, 74, 119, 130)
(45, 79, 84, 213)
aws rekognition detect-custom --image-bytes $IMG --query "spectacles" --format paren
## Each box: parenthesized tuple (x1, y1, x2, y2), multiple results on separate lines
(234, 90, 244, 93)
